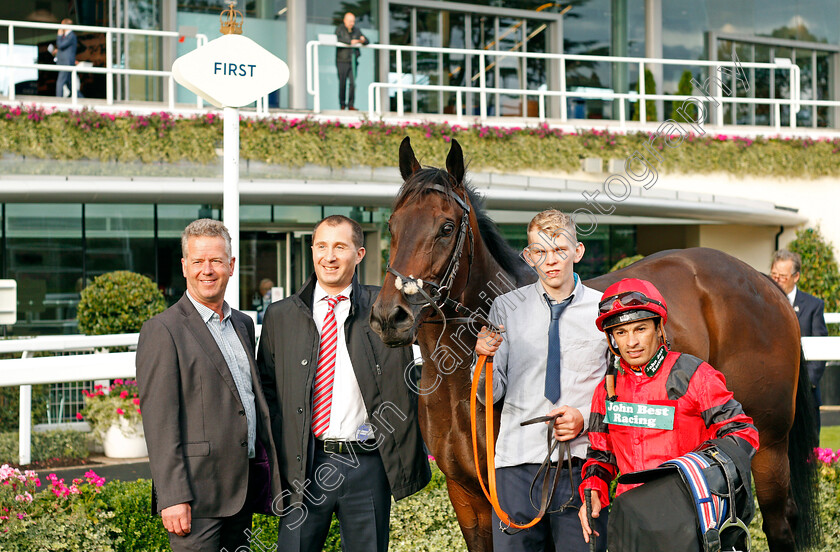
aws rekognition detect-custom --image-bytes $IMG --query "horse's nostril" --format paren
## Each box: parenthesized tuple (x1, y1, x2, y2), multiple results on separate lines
(390, 305, 412, 327)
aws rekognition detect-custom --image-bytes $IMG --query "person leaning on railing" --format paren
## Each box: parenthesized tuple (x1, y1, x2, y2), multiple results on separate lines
(335, 12, 367, 110)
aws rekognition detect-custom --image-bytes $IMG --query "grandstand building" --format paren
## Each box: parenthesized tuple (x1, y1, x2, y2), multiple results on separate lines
(0, 0, 837, 335)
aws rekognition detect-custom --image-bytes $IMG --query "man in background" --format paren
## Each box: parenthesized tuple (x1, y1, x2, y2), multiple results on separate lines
(55, 18, 82, 97)
(335, 12, 368, 110)
(771, 249, 828, 431)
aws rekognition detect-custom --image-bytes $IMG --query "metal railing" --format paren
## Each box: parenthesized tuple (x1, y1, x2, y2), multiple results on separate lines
(1, 316, 838, 465)
(0, 19, 208, 109)
(305, 39, 828, 129)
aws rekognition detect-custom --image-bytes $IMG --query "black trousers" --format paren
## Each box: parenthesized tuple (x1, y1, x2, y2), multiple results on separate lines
(277, 445, 391, 552)
(491, 463, 608, 552)
(336, 62, 355, 108)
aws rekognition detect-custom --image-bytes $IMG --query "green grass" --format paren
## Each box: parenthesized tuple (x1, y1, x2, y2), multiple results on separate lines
(821, 425, 840, 450)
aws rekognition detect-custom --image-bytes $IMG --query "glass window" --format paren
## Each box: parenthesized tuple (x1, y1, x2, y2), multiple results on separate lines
(241, 205, 273, 223)
(178, 0, 287, 20)
(307, 0, 374, 28)
(6, 204, 83, 335)
(85, 204, 155, 280)
(273, 205, 322, 224)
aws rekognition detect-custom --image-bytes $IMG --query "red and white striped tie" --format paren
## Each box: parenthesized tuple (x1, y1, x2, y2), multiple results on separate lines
(311, 295, 347, 437)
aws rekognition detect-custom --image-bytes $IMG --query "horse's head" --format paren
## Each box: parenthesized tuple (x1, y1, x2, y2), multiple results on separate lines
(370, 137, 472, 347)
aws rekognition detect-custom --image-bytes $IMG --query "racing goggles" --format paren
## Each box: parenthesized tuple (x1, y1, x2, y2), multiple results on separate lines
(599, 291, 664, 313)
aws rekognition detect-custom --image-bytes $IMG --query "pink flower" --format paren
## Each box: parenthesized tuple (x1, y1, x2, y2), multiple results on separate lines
(116, 408, 125, 415)
(114, 378, 124, 385)
(76, 412, 83, 420)
(120, 391, 129, 399)
(133, 398, 140, 405)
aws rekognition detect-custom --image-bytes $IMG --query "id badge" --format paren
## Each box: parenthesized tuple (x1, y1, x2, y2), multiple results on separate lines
(356, 423, 374, 442)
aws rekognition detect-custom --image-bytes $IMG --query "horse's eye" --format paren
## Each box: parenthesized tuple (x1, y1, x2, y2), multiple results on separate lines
(441, 222, 455, 236)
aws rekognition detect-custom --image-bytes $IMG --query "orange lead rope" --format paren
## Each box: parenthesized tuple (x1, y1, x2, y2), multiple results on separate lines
(470, 354, 547, 531)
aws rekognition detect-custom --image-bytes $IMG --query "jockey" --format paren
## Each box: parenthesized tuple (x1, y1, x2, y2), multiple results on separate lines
(575, 278, 760, 546)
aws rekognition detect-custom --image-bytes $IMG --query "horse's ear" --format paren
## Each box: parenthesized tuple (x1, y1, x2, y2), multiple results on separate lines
(445, 139, 465, 186)
(399, 137, 421, 181)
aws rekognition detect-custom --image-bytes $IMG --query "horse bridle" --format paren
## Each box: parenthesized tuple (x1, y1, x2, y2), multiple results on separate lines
(386, 182, 502, 341)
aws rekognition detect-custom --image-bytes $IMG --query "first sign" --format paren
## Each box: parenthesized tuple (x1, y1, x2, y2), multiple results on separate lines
(172, 34, 290, 108)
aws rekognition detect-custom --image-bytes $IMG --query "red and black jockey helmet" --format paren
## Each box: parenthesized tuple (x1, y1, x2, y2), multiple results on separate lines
(596, 278, 668, 332)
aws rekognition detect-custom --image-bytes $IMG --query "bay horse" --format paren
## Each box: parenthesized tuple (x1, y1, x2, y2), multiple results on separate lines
(369, 137, 819, 552)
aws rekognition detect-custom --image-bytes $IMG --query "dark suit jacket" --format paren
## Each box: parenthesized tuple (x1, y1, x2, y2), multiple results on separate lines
(136, 294, 282, 518)
(56, 31, 77, 66)
(257, 274, 430, 507)
(794, 288, 829, 386)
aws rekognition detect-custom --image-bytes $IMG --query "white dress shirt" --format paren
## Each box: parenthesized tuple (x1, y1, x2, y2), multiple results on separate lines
(787, 286, 797, 307)
(312, 282, 371, 440)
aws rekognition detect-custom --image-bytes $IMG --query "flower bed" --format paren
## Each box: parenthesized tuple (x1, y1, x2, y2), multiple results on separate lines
(1, 105, 840, 178)
(4, 451, 840, 551)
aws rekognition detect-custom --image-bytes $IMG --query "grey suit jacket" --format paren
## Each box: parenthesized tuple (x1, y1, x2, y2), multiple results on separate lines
(136, 294, 282, 518)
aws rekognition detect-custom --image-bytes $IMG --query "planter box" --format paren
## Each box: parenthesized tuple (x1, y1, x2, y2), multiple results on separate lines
(102, 419, 147, 459)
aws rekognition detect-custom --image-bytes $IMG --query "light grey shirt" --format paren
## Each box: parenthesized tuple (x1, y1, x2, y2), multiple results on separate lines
(472, 276, 608, 467)
(187, 292, 257, 458)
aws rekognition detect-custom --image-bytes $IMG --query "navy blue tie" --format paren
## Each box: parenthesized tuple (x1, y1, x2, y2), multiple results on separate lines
(545, 295, 572, 404)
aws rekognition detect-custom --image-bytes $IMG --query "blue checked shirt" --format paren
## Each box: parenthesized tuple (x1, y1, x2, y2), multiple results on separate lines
(187, 292, 257, 458)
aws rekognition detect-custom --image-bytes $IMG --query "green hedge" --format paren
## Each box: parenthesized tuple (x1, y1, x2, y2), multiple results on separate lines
(0, 428, 89, 464)
(91, 467, 459, 552)
(0, 385, 50, 433)
(9, 457, 840, 551)
(3, 105, 840, 178)
(77, 271, 166, 336)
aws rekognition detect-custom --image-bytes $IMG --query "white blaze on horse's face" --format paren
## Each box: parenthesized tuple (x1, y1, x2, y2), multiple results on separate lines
(311, 221, 365, 295)
(524, 227, 584, 298)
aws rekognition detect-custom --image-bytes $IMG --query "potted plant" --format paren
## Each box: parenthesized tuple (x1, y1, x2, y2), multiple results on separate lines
(78, 379, 146, 458)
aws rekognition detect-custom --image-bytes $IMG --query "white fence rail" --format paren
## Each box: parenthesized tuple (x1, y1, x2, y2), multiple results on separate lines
(1, 316, 839, 465)
(0, 19, 208, 109)
(305, 39, 833, 129)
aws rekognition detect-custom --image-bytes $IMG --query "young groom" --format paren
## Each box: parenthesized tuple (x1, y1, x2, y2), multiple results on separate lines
(475, 209, 609, 552)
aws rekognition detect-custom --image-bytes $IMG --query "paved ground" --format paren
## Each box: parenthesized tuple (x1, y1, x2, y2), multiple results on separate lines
(50, 455, 151, 483)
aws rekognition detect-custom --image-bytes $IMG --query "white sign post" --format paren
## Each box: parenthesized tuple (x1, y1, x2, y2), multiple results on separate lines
(0, 280, 16, 325)
(172, 32, 289, 308)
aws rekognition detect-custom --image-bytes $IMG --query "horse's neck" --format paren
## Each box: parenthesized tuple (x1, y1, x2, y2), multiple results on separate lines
(417, 237, 515, 397)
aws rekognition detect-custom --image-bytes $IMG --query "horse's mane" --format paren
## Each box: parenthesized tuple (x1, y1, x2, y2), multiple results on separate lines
(395, 167, 534, 286)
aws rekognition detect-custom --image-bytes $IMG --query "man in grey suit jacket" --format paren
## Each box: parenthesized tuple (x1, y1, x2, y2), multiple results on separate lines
(137, 219, 282, 551)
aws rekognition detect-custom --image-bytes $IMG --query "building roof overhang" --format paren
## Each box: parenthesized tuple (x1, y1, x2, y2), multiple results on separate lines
(0, 174, 807, 226)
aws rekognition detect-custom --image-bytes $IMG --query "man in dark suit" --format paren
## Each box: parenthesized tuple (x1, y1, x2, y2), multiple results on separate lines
(137, 219, 282, 551)
(55, 18, 82, 97)
(772, 249, 829, 429)
(257, 215, 430, 552)
(335, 12, 367, 110)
